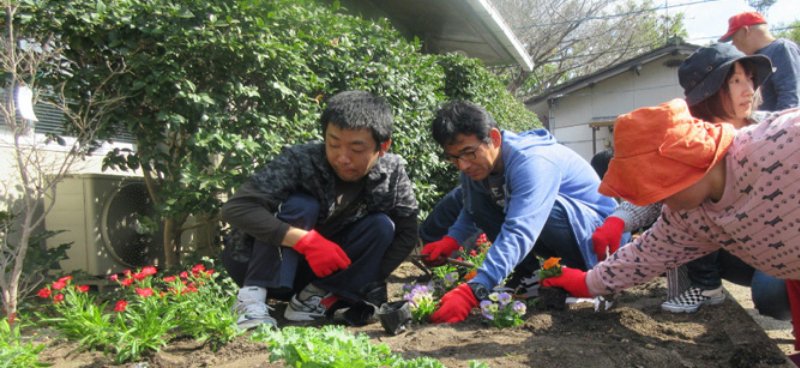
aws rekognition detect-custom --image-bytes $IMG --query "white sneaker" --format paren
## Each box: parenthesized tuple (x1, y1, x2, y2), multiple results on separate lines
(283, 284, 339, 321)
(233, 287, 277, 330)
(661, 286, 725, 313)
(284, 293, 339, 321)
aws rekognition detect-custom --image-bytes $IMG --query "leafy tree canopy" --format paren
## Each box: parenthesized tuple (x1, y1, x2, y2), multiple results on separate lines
(18, 0, 538, 265)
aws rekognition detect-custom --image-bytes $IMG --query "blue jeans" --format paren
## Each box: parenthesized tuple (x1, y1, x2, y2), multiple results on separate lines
(687, 249, 790, 320)
(222, 193, 395, 301)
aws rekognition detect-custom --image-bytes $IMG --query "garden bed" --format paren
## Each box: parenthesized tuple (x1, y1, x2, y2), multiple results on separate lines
(32, 261, 793, 368)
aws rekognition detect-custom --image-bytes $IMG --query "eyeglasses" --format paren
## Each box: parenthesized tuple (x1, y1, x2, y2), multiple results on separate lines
(442, 142, 484, 165)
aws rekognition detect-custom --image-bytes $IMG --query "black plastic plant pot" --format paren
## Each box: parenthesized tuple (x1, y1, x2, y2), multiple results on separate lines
(537, 286, 568, 311)
(377, 300, 412, 336)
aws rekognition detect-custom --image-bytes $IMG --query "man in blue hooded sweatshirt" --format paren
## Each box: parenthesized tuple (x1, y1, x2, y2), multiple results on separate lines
(423, 101, 618, 324)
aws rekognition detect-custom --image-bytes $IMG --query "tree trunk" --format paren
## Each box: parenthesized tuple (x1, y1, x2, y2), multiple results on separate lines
(163, 218, 180, 269)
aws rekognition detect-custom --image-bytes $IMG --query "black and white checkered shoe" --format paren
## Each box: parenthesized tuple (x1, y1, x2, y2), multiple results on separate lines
(661, 286, 725, 313)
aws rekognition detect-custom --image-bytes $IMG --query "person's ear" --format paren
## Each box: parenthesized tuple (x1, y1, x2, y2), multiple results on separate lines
(378, 139, 392, 157)
(489, 128, 502, 148)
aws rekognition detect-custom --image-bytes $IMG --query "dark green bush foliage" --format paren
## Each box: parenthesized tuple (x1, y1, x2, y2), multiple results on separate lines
(19, 0, 540, 225)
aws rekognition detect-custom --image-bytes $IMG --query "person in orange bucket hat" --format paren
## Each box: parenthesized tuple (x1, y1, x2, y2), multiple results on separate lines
(590, 44, 791, 319)
(541, 98, 800, 351)
(597, 99, 734, 207)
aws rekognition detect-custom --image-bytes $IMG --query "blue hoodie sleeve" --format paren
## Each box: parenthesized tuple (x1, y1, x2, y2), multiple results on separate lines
(470, 154, 561, 289)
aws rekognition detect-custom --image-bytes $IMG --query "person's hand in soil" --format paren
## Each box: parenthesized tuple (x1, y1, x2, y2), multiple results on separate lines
(420, 236, 459, 267)
(294, 230, 351, 277)
(541, 266, 592, 298)
(429, 283, 479, 323)
(592, 216, 625, 261)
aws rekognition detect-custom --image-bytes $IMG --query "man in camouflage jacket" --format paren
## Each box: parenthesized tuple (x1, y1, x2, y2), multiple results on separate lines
(221, 91, 418, 330)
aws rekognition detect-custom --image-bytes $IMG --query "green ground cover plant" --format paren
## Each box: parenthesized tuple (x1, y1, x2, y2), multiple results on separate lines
(251, 324, 489, 368)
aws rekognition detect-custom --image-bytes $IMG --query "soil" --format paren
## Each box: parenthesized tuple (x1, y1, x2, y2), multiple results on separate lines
(36, 262, 794, 368)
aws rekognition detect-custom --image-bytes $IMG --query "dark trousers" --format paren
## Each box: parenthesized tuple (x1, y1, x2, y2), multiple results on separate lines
(461, 185, 589, 278)
(222, 193, 395, 301)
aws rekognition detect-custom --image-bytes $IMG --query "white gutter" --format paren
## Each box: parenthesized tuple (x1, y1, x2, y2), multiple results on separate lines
(465, 0, 534, 72)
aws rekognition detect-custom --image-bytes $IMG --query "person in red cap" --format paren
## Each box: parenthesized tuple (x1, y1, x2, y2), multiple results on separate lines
(719, 11, 800, 111)
(541, 98, 800, 351)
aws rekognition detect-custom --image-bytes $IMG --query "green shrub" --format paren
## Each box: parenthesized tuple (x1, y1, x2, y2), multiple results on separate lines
(21, 0, 540, 240)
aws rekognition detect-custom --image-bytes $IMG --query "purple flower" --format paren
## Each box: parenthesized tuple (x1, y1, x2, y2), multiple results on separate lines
(497, 292, 512, 306)
(512, 300, 527, 315)
(480, 300, 496, 320)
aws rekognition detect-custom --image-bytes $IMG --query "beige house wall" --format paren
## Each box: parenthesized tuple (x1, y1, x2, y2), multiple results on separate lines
(534, 55, 688, 162)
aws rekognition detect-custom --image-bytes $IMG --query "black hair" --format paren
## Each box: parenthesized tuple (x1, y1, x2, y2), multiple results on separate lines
(689, 60, 761, 123)
(431, 101, 497, 146)
(590, 148, 615, 180)
(320, 91, 393, 150)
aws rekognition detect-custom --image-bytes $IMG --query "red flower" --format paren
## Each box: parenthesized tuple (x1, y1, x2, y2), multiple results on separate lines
(58, 276, 73, 283)
(135, 288, 154, 297)
(179, 271, 189, 279)
(470, 250, 478, 257)
(192, 264, 205, 272)
(38, 288, 52, 298)
(133, 272, 147, 281)
(205, 270, 214, 276)
(53, 294, 65, 303)
(141, 266, 157, 276)
(123, 270, 132, 276)
(191, 264, 206, 276)
(52, 281, 66, 290)
(120, 278, 134, 287)
(115, 300, 128, 312)
(76, 285, 90, 293)
(163, 276, 177, 282)
(8, 314, 16, 324)
(109, 274, 119, 282)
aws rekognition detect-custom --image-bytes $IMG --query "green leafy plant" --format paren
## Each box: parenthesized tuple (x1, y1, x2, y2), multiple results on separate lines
(479, 292, 527, 328)
(37, 261, 241, 363)
(0, 316, 51, 368)
(537, 257, 563, 280)
(22, 0, 539, 270)
(401, 284, 438, 324)
(37, 276, 115, 350)
(250, 324, 489, 367)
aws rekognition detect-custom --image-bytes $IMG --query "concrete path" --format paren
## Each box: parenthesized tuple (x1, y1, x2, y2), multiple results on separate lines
(723, 280, 795, 355)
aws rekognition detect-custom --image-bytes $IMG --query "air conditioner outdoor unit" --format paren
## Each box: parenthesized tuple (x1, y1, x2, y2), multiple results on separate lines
(45, 174, 164, 276)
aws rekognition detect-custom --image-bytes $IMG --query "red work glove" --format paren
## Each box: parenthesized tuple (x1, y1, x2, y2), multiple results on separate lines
(420, 236, 459, 267)
(429, 283, 479, 324)
(541, 266, 592, 298)
(592, 216, 625, 262)
(293, 230, 351, 278)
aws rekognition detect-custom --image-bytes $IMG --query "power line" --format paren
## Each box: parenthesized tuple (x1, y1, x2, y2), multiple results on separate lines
(512, 0, 720, 30)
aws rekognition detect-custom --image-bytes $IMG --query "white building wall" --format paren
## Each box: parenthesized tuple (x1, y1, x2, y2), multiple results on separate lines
(546, 56, 686, 162)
